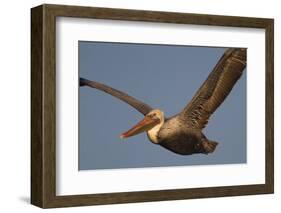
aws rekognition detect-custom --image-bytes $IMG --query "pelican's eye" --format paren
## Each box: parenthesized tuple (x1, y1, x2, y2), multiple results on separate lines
(148, 114, 154, 118)
(151, 113, 157, 119)
(148, 113, 158, 120)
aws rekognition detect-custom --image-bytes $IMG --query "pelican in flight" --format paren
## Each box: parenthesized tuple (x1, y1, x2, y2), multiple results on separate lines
(80, 48, 246, 155)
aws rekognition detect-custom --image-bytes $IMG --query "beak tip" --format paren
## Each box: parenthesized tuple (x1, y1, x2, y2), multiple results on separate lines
(119, 134, 126, 139)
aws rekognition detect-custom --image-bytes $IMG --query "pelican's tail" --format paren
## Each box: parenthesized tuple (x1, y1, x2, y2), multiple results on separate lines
(202, 140, 218, 154)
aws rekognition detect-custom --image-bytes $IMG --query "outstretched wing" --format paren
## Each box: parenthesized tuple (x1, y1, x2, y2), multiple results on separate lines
(178, 48, 246, 129)
(80, 78, 154, 115)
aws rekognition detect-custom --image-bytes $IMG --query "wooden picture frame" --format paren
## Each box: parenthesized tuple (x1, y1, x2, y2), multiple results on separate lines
(31, 4, 274, 208)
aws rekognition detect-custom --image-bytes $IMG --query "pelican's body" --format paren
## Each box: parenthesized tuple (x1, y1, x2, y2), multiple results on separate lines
(151, 116, 210, 155)
(80, 48, 246, 155)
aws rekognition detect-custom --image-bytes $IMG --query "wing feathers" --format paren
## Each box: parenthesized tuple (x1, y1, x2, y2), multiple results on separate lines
(80, 78, 154, 115)
(179, 48, 246, 129)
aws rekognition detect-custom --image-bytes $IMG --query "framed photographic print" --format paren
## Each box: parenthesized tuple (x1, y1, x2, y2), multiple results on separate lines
(31, 4, 274, 208)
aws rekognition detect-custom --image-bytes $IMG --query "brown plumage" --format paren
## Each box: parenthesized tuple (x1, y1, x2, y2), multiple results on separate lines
(80, 48, 246, 155)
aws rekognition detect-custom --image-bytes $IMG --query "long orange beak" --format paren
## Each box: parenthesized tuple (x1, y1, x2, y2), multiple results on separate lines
(120, 116, 160, 139)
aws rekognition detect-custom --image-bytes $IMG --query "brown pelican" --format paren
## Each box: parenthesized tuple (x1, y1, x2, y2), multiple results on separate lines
(80, 48, 246, 155)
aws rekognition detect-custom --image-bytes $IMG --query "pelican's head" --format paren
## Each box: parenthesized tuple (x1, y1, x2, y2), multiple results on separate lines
(120, 109, 164, 143)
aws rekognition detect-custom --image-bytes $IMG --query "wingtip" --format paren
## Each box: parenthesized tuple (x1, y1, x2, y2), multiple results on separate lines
(79, 77, 87, 87)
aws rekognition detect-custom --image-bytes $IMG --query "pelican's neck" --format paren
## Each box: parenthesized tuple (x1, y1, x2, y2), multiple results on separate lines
(147, 117, 164, 144)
